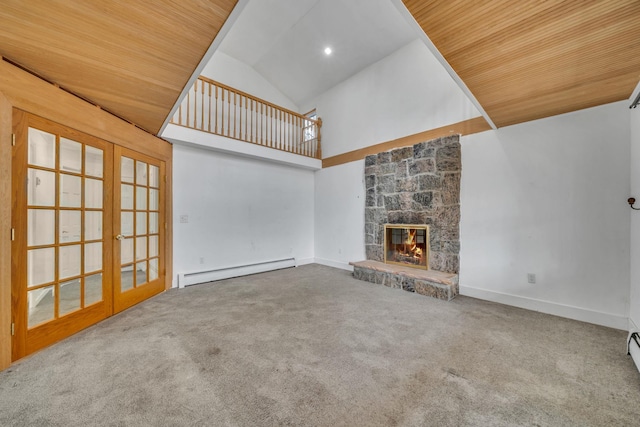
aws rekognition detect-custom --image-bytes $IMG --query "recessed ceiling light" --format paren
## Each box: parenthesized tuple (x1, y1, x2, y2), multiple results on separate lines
(324, 47, 332, 55)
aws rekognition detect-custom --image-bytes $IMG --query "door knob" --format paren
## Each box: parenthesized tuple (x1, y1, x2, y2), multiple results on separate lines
(115, 234, 125, 241)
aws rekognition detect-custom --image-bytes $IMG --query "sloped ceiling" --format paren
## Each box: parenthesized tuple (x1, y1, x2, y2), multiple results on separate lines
(1, 0, 638, 134)
(0, 0, 238, 134)
(403, 0, 640, 128)
(218, 0, 416, 107)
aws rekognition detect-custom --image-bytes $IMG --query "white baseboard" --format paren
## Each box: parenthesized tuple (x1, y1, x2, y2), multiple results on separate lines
(296, 258, 316, 267)
(178, 258, 296, 288)
(313, 258, 353, 272)
(460, 285, 627, 330)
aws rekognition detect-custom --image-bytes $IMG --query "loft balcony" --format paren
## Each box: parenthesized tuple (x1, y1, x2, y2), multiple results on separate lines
(162, 76, 322, 170)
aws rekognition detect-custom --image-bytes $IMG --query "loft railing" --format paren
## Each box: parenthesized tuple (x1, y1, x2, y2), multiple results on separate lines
(170, 76, 322, 159)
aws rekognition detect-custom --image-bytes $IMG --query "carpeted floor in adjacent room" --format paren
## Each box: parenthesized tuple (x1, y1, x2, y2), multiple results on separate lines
(1, 264, 639, 426)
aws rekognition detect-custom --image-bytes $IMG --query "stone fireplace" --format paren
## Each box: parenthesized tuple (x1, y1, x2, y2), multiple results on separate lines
(351, 135, 460, 301)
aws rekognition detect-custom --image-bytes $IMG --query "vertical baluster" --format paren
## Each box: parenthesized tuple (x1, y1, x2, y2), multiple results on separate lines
(293, 115, 297, 154)
(296, 115, 300, 155)
(207, 82, 212, 132)
(250, 99, 254, 143)
(214, 85, 218, 134)
(288, 113, 292, 152)
(195, 83, 199, 128)
(228, 90, 232, 138)
(186, 87, 191, 128)
(284, 112, 288, 152)
(279, 110, 283, 150)
(238, 94, 242, 140)
(196, 79, 204, 130)
(307, 120, 311, 157)
(268, 105, 271, 146)
(244, 97, 248, 142)
(233, 92, 237, 139)
(220, 88, 225, 135)
(284, 111, 287, 151)
(281, 110, 285, 150)
(299, 116, 303, 155)
(304, 120, 308, 157)
(259, 103, 262, 144)
(268, 106, 272, 148)
(267, 106, 271, 148)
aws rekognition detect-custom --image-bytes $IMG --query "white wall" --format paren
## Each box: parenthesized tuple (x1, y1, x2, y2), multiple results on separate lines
(461, 102, 630, 329)
(630, 106, 640, 330)
(172, 143, 315, 285)
(314, 160, 366, 270)
(305, 39, 481, 158)
(201, 50, 299, 112)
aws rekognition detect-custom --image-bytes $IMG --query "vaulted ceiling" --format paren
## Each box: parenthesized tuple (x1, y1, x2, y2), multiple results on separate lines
(218, 0, 416, 107)
(0, 0, 638, 135)
(0, 0, 237, 134)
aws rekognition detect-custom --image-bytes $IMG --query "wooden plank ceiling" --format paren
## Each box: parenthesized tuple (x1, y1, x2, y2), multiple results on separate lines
(403, 0, 640, 128)
(0, 0, 237, 134)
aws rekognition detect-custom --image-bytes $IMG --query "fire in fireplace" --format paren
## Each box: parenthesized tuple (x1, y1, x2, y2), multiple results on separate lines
(384, 224, 429, 270)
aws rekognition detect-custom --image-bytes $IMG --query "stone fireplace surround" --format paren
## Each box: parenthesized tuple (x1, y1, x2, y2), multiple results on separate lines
(351, 135, 461, 301)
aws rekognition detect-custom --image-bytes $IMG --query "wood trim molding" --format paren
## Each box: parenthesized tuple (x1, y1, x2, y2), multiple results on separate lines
(0, 93, 12, 370)
(322, 116, 491, 168)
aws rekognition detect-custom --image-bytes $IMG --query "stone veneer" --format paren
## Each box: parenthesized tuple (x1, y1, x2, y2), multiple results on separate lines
(350, 260, 459, 301)
(364, 135, 461, 273)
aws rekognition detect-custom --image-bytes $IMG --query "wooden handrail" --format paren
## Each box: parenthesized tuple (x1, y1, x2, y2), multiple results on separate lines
(170, 76, 322, 159)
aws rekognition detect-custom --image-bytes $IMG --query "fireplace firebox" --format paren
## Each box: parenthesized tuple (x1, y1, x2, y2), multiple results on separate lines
(384, 224, 429, 270)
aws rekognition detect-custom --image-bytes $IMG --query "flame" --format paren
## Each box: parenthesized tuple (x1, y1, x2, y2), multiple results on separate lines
(400, 229, 423, 259)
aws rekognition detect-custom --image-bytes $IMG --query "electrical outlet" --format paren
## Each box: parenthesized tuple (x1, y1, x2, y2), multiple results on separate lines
(180, 215, 189, 224)
(527, 273, 536, 284)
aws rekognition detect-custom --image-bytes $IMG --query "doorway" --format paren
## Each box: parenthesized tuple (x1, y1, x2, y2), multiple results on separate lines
(11, 110, 166, 360)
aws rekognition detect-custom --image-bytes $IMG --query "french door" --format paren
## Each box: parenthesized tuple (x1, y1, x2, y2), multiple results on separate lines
(112, 146, 165, 313)
(11, 111, 165, 360)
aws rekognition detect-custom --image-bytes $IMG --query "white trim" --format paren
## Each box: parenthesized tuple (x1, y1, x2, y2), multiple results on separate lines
(629, 80, 640, 107)
(313, 258, 353, 272)
(159, 0, 250, 134)
(390, 0, 497, 130)
(295, 258, 316, 267)
(178, 257, 296, 288)
(460, 285, 627, 330)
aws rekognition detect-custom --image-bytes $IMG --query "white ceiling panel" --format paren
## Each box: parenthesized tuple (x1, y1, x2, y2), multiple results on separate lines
(219, 0, 416, 107)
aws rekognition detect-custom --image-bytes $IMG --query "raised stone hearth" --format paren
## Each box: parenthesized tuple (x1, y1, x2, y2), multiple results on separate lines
(350, 260, 458, 301)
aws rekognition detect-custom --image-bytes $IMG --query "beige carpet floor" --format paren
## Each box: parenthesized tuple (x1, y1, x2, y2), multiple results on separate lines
(1, 264, 639, 426)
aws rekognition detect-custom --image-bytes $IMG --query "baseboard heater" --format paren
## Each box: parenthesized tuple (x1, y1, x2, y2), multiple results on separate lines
(177, 257, 296, 288)
(628, 332, 640, 374)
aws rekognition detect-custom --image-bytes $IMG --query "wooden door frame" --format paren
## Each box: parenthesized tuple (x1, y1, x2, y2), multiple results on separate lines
(113, 145, 167, 314)
(11, 111, 117, 360)
(0, 59, 173, 370)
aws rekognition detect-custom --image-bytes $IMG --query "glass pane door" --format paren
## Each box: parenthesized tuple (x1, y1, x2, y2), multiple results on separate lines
(12, 111, 113, 360)
(113, 146, 164, 313)
(27, 130, 107, 325)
